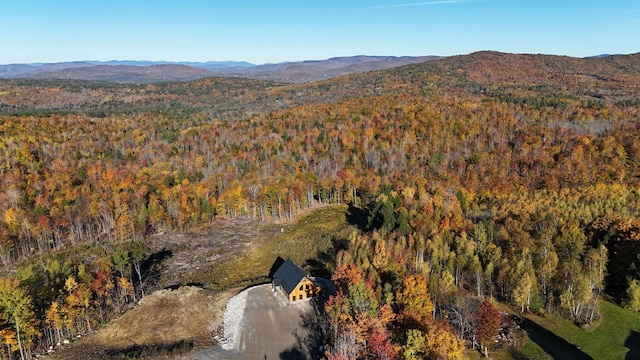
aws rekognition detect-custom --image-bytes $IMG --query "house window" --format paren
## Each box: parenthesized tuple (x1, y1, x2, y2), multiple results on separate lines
(305, 284, 310, 290)
(300, 285, 303, 291)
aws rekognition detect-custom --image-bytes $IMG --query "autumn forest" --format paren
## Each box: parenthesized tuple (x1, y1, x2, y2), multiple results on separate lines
(1, 51, 640, 359)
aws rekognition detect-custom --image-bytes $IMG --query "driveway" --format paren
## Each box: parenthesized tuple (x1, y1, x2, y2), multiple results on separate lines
(186, 284, 326, 360)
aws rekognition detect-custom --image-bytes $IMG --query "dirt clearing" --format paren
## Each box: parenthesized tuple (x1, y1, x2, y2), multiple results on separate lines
(47, 286, 238, 360)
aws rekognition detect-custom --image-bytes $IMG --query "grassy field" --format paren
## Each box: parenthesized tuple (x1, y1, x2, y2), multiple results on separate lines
(203, 204, 357, 289)
(494, 300, 640, 360)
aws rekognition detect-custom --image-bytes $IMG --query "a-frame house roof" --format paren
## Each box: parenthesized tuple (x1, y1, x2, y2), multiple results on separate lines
(272, 259, 306, 295)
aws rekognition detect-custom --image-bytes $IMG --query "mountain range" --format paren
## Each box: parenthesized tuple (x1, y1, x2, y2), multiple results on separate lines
(0, 56, 441, 84)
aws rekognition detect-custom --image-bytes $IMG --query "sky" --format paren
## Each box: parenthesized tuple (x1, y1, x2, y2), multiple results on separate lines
(1, 0, 639, 65)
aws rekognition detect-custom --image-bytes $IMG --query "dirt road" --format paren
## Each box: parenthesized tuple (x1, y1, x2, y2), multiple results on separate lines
(186, 284, 324, 360)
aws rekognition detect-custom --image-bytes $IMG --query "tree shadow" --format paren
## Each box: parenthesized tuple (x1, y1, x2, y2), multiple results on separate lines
(280, 296, 330, 360)
(345, 204, 369, 231)
(625, 330, 640, 360)
(145, 248, 173, 265)
(305, 258, 332, 280)
(518, 317, 593, 360)
(307, 235, 349, 278)
(279, 347, 306, 360)
(106, 339, 193, 359)
(141, 248, 173, 289)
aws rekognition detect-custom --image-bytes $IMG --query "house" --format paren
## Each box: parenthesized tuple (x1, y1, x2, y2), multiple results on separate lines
(271, 259, 319, 302)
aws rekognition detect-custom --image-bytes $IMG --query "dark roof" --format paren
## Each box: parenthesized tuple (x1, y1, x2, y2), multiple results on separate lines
(272, 259, 306, 295)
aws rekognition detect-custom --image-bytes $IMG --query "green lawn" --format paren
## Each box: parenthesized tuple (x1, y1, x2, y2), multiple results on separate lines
(555, 301, 640, 359)
(494, 300, 640, 360)
(491, 341, 550, 360)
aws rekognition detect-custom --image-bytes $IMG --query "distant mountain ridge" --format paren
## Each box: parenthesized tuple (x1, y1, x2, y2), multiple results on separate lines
(4, 52, 636, 84)
(27, 64, 221, 83)
(0, 56, 441, 83)
(221, 55, 442, 83)
(0, 60, 252, 77)
(85, 60, 254, 68)
(0, 61, 96, 77)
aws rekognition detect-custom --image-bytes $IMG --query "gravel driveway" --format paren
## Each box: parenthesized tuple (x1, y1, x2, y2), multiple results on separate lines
(186, 284, 325, 360)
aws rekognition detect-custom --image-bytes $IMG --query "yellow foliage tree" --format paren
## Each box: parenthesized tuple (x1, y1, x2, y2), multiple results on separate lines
(424, 321, 466, 360)
(396, 273, 434, 326)
(45, 301, 64, 344)
(3, 208, 21, 234)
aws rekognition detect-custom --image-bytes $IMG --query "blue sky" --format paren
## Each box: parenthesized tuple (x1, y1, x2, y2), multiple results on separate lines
(1, 0, 638, 64)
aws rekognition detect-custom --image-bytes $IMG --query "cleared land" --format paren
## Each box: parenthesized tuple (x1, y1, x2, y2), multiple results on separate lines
(153, 204, 356, 290)
(45, 205, 350, 359)
(188, 284, 324, 360)
(46, 286, 237, 359)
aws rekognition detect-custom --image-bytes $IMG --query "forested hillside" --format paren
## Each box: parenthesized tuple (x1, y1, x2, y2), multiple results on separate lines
(1, 52, 640, 359)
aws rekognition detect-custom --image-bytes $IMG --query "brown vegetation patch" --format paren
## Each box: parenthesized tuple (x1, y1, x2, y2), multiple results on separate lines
(48, 286, 237, 360)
